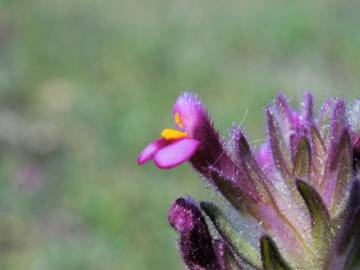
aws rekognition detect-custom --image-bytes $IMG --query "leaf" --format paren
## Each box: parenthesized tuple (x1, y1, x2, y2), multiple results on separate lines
(301, 92, 313, 123)
(200, 202, 262, 269)
(214, 240, 244, 270)
(292, 137, 311, 180)
(260, 235, 292, 270)
(353, 136, 360, 172)
(321, 129, 353, 214)
(317, 97, 334, 143)
(232, 127, 310, 240)
(331, 131, 353, 215)
(275, 94, 293, 137)
(266, 109, 292, 183)
(209, 167, 260, 213)
(326, 99, 347, 149)
(309, 126, 326, 186)
(326, 180, 360, 270)
(231, 127, 272, 204)
(296, 179, 330, 250)
(348, 99, 360, 134)
(267, 109, 308, 210)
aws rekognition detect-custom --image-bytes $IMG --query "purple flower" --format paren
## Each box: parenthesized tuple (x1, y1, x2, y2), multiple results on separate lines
(137, 93, 202, 169)
(168, 198, 242, 270)
(139, 92, 360, 270)
(168, 198, 221, 270)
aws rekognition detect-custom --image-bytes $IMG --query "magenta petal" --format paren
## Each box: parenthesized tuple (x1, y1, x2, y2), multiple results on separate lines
(137, 138, 168, 165)
(154, 138, 200, 169)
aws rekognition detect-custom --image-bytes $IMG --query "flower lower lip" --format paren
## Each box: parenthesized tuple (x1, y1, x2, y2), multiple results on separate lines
(153, 138, 200, 169)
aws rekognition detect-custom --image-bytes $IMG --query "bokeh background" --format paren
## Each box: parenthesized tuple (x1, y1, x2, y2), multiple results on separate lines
(1, 1, 360, 269)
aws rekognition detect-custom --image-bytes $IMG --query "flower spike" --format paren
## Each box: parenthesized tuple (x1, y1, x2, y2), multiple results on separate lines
(139, 92, 360, 270)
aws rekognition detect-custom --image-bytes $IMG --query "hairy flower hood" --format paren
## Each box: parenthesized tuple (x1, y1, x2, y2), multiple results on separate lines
(138, 92, 360, 270)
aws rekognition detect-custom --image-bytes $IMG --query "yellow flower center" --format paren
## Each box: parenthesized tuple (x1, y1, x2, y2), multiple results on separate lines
(175, 112, 184, 128)
(161, 129, 188, 141)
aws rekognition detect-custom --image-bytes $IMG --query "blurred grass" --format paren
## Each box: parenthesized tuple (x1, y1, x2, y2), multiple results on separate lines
(0, 0, 360, 269)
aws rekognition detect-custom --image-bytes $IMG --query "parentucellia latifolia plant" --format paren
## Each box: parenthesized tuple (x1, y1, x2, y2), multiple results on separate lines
(137, 92, 360, 270)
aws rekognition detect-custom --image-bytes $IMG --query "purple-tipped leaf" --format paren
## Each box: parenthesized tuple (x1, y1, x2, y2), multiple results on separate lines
(232, 127, 273, 204)
(208, 166, 260, 210)
(266, 110, 291, 181)
(256, 143, 275, 176)
(327, 99, 347, 149)
(266, 109, 292, 182)
(302, 92, 313, 124)
(317, 97, 334, 142)
(275, 94, 293, 138)
(321, 129, 353, 214)
(309, 125, 327, 187)
(231, 127, 311, 244)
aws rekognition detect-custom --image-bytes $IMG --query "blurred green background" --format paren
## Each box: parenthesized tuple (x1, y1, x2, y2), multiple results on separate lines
(0, 0, 360, 269)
